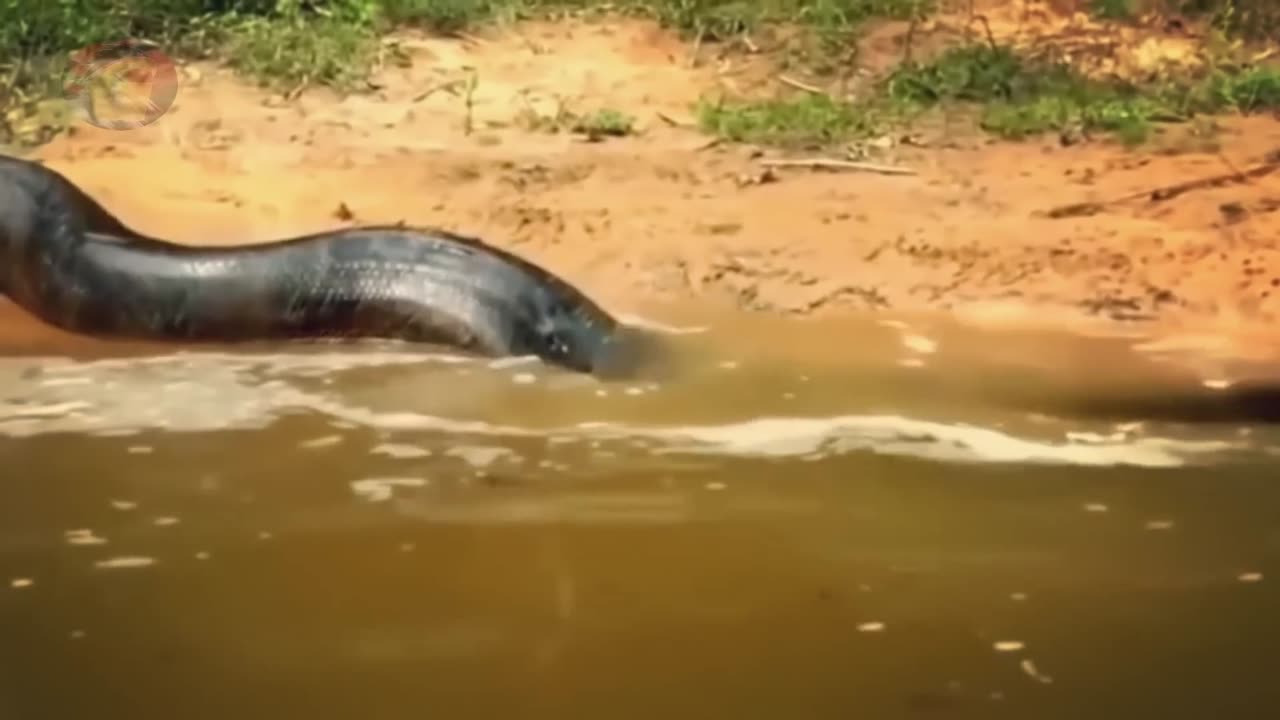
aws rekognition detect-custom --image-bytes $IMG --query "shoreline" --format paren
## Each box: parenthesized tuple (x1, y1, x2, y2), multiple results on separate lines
(29, 126, 1280, 352)
(5, 16, 1280, 371)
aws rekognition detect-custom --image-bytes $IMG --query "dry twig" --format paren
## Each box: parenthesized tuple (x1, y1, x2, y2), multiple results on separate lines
(412, 78, 466, 103)
(778, 75, 824, 94)
(688, 28, 704, 69)
(759, 158, 916, 175)
(284, 76, 309, 102)
(1040, 159, 1280, 219)
(655, 111, 694, 127)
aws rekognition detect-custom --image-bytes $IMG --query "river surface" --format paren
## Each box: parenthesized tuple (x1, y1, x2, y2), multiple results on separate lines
(1, 304, 1279, 719)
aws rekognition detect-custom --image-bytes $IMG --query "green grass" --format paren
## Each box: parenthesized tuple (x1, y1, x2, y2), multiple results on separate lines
(698, 93, 884, 147)
(1090, 0, 1137, 21)
(0, 0, 933, 143)
(1087, 1, 1280, 41)
(570, 108, 636, 138)
(512, 103, 637, 138)
(224, 10, 380, 90)
(885, 44, 1169, 144)
(367, 0, 935, 45)
(3, 0, 1280, 149)
(699, 42, 1280, 149)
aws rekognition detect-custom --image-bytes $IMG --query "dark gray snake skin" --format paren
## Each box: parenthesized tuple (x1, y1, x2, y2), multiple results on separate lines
(0, 155, 650, 377)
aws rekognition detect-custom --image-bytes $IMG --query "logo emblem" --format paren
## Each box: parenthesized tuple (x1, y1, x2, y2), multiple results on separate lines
(64, 40, 179, 130)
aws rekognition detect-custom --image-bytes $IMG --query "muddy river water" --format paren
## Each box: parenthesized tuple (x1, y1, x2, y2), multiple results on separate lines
(1, 305, 1279, 719)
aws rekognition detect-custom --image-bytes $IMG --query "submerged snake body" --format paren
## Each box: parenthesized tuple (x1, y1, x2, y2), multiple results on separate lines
(0, 155, 637, 375)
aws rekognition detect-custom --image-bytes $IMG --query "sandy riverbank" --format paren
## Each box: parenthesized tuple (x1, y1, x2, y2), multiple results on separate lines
(13, 11, 1280, 368)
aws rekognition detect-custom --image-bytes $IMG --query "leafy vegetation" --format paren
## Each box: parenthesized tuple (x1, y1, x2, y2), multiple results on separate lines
(0, 0, 933, 142)
(570, 108, 637, 139)
(0, 0, 936, 84)
(1088, 1, 1280, 42)
(698, 93, 884, 146)
(700, 40, 1280, 148)
(1090, 0, 1137, 21)
(1, 0, 1279, 148)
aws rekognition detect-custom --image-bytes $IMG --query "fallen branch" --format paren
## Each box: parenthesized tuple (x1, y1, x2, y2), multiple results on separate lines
(453, 31, 490, 47)
(655, 111, 693, 127)
(412, 78, 466, 103)
(1141, 161, 1280, 202)
(759, 157, 916, 176)
(1044, 201, 1106, 219)
(1040, 158, 1280, 219)
(778, 75, 824, 95)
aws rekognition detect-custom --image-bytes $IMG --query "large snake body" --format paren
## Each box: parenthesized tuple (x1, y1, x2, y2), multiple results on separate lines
(0, 155, 645, 376)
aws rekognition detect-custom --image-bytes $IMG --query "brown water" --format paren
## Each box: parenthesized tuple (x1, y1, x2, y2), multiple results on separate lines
(1, 307, 1279, 719)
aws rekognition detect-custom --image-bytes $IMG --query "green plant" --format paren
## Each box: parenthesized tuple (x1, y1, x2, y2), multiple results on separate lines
(884, 44, 1167, 142)
(5, 0, 1280, 151)
(571, 108, 636, 138)
(1090, 0, 1137, 20)
(697, 92, 883, 146)
(1173, 0, 1280, 42)
(226, 8, 378, 90)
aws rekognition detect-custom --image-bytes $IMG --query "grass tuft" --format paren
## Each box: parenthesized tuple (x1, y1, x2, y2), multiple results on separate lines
(697, 93, 885, 147)
(570, 108, 637, 138)
(885, 45, 1163, 143)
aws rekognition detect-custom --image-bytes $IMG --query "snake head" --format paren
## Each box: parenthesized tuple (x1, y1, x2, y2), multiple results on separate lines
(528, 299, 665, 380)
(529, 299, 609, 374)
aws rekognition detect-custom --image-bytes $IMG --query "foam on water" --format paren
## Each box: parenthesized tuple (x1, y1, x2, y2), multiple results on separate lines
(0, 350, 1250, 468)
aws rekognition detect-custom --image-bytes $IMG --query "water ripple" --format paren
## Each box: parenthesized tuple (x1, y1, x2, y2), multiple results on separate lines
(0, 351, 1249, 469)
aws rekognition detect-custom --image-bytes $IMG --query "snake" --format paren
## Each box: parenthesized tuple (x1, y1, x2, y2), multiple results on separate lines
(0, 154, 653, 377)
